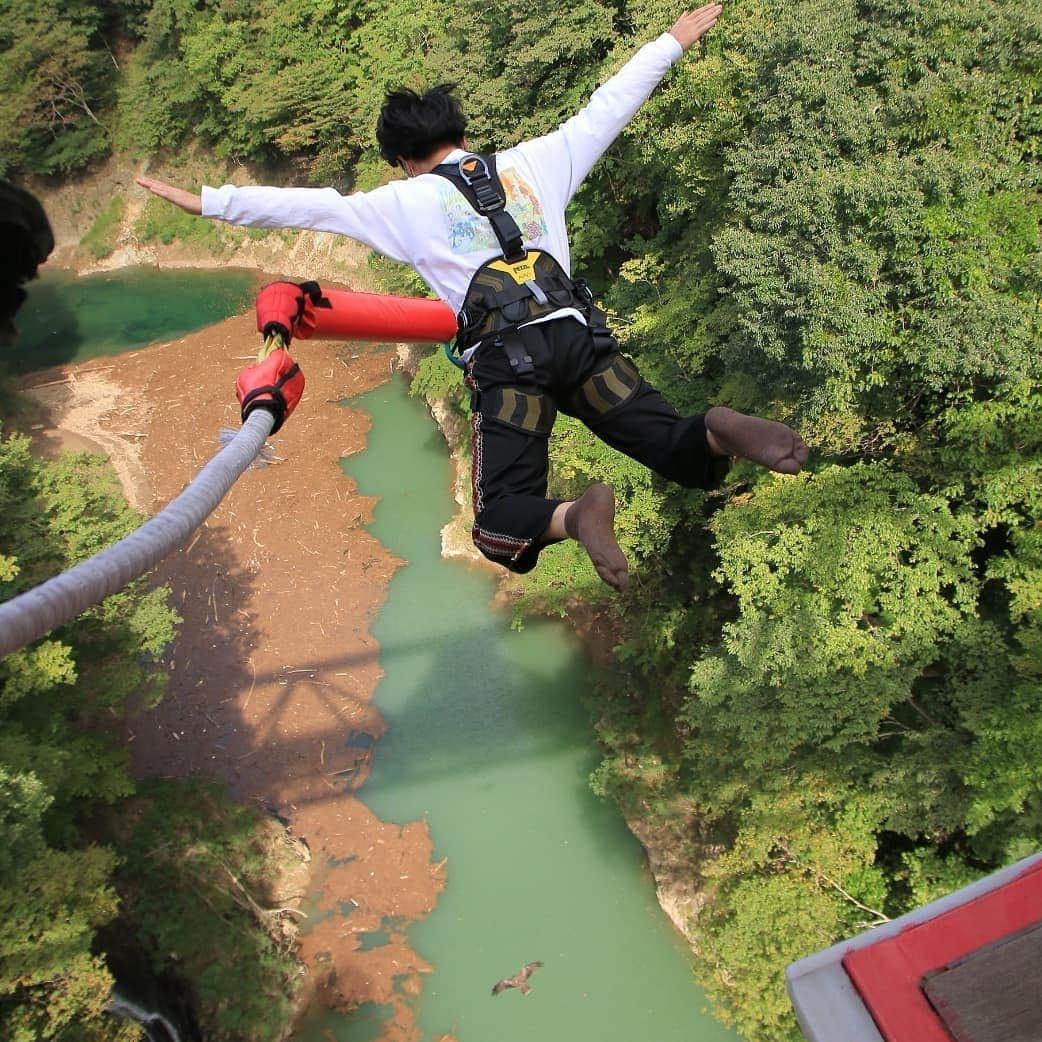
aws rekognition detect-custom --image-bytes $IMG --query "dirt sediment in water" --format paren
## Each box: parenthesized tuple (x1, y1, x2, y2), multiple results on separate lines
(20, 313, 444, 1039)
(17, 226, 709, 1036)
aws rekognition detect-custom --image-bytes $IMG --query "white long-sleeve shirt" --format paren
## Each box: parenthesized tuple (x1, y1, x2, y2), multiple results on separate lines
(202, 32, 683, 315)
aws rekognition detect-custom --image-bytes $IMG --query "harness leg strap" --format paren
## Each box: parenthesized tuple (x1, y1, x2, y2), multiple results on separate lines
(498, 330, 534, 377)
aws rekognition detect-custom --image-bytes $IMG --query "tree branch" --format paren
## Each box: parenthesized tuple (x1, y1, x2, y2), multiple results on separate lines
(220, 862, 308, 932)
(781, 850, 890, 926)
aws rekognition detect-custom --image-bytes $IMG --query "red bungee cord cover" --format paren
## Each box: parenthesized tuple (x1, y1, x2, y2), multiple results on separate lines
(255, 280, 458, 346)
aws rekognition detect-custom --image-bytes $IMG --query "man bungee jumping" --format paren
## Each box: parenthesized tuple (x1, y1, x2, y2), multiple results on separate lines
(137, 5, 809, 592)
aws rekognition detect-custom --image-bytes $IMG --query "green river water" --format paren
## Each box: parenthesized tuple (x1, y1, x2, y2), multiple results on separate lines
(10, 267, 258, 372)
(295, 375, 739, 1042)
(13, 268, 740, 1042)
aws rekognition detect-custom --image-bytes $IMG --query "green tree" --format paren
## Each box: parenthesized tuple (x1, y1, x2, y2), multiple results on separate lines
(0, 423, 302, 1040)
(512, 1, 1042, 1038)
(111, 780, 303, 1042)
(0, 430, 177, 1040)
(0, 0, 114, 175)
(116, 0, 370, 179)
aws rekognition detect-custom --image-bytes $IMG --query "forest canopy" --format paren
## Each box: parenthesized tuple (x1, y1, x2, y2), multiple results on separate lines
(0, 432, 303, 1041)
(2, 0, 1041, 1038)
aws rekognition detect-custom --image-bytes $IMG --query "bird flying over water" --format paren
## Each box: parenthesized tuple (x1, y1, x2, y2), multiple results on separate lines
(492, 961, 543, 997)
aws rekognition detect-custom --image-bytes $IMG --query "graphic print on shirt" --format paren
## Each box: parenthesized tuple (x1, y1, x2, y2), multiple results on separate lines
(441, 169, 548, 254)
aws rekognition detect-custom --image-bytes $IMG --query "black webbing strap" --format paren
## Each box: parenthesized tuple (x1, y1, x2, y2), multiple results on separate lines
(432, 154, 525, 262)
(239, 362, 301, 434)
(498, 329, 534, 376)
(298, 280, 333, 308)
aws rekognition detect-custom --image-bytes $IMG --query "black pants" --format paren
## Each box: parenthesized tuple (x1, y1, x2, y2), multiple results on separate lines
(464, 318, 724, 573)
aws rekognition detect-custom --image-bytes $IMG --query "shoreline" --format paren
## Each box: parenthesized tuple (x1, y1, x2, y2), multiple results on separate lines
(16, 305, 447, 1040)
(20, 362, 155, 513)
(16, 232, 708, 1025)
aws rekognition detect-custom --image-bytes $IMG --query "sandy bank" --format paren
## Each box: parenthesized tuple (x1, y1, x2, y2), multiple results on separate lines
(18, 314, 447, 1039)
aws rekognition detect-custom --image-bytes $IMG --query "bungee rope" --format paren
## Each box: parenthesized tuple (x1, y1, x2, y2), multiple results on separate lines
(0, 407, 276, 660)
(0, 280, 458, 661)
(0, 333, 289, 661)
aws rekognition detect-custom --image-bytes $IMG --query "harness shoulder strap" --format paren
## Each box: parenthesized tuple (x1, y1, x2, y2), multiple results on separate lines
(432, 153, 526, 262)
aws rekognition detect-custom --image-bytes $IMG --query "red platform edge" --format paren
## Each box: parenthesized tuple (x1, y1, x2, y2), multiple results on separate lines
(842, 859, 1042, 1042)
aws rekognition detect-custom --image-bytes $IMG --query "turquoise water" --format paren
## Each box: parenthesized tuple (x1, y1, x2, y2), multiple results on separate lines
(9, 266, 258, 373)
(296, 374, 739, 1042)
(15, 267, 738, 1041)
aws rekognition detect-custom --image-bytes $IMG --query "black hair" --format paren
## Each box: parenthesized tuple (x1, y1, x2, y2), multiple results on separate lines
(376, 84, 467, 166)
(0, 178, 53, 343)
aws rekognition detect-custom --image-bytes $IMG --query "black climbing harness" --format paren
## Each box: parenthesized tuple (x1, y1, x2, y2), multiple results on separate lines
(441, 153, 525, 263)
(432, 153, 610, 376)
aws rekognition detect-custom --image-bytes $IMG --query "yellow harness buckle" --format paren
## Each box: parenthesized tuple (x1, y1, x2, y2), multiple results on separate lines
(487, 253, 539, 285)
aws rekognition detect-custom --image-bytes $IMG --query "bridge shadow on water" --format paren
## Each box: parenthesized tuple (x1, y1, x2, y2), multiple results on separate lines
(166, 605, 623, 864)
(126, 372, 735, 1042)
(130, 485, 615, 859)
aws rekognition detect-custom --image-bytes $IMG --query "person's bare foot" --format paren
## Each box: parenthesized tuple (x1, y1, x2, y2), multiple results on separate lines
(564, 483, 629, 592)
(705, 406, 809, 475)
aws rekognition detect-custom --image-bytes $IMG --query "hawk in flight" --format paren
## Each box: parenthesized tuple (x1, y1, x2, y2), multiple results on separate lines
(491, 961, 543, 997)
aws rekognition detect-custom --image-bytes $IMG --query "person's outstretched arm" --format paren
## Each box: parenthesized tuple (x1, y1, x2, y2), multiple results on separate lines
(667, 5, 723, 51)
(136, 177, 202, 214)
(135, 173, 415, 264)
(514, 4, 723, 206)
